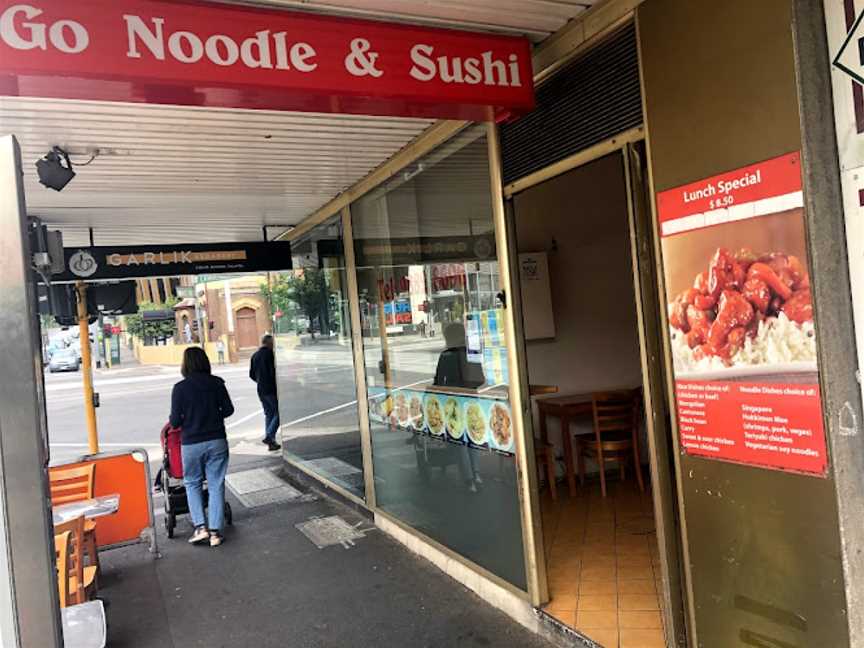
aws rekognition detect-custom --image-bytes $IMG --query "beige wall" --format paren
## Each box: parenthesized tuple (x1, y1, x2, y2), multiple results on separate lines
(201, 276, 271, 346)
(132, 336, 225, 366)
(513, 153, 642, 447)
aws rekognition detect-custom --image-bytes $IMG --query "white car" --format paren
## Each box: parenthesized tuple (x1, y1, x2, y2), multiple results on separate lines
(48, 348, 80, 373)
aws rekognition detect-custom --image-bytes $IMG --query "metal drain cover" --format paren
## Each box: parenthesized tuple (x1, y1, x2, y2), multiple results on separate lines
(226, 468, 314, 508)
(237, 486, 310, 508)
(295, 515, 365, 549)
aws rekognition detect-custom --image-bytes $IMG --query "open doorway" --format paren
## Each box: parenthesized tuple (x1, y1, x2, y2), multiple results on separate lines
(511, 149, 677, 648)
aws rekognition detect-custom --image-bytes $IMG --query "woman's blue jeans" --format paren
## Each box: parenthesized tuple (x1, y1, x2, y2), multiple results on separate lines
(181, 438, 229, 532)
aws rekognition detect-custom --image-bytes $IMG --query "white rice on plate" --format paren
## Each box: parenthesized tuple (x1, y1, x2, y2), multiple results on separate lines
(671, 312, 816, 373)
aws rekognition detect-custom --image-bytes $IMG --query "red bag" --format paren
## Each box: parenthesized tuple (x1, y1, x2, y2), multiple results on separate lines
(160, 423, 184, 480)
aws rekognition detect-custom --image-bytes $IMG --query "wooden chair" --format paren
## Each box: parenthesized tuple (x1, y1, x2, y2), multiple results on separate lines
(534, 442, 558, 501)
(49, 464, 100, 571)
(54, 515, 97, 605)
(54, 530, 72, 608)
(575, 390, 645, 498)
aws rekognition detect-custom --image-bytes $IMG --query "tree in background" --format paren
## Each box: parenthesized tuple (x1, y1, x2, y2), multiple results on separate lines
(263, 269, 336, 338)
(125, 300, 179, 345)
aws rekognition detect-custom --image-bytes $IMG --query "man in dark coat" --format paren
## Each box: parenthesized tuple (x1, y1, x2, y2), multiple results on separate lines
(250, 334, 281, 451)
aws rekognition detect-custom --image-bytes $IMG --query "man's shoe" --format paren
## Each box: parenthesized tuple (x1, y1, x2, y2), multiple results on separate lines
(188, 526, 209, 544)
(209, 533, 223, 547)
(267, 441, 281, 452)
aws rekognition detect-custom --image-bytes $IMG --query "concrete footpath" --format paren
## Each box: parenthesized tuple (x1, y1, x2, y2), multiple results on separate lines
(98, 456, 562, 648)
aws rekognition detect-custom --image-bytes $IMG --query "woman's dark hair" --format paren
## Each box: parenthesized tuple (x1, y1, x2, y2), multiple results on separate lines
(181, 346, 211, 378)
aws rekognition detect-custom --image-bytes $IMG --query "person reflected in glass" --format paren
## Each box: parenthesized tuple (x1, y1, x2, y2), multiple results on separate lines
(434, 322, 485, 389)
(433, 322, 485, 492)
(169, 347, 234, 547)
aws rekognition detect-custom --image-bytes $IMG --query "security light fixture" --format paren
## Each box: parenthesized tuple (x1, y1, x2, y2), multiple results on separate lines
(36, 146, 76, 191)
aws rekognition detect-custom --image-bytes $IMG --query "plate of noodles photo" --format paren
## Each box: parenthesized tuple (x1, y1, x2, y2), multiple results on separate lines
(464, 400, 488, 446)
(488, 401, 514, 453)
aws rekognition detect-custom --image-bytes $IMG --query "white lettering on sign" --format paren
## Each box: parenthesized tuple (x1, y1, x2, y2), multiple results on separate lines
(409, 44, 522, 87)
(124, 15, 164, 59)
(205, 34, 239, 67)
(49, 19, 88, 53)
(0, 4, 88, 53)
(1, 4, 528, 93)
(123, 15, 317, 71)
(683, 169, 762, 204)
(107, 250, 196, 266)
(240, 30, 272, 69)
(290, 41, 317, 72)
(168, 31, 202, 64)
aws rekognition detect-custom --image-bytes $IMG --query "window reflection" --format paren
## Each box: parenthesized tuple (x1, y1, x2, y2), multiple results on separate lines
(353, 127, 526, 589)
(273, 216, 366, 499)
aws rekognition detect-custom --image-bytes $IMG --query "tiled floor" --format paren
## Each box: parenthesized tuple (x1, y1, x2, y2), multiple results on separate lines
(540, 479, 666, 648)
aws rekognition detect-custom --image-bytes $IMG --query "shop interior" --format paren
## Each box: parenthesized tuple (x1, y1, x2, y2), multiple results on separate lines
(512, 151, 668, 647)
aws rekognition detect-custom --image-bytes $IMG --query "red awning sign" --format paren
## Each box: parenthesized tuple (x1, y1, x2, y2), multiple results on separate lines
(0, 0, 534, 120)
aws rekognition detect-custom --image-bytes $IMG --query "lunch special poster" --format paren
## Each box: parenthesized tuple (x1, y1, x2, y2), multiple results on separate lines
(657, 152, 828, 476)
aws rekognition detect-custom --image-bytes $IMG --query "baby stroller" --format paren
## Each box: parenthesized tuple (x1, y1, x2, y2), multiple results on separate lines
(158, 423, 232, 539)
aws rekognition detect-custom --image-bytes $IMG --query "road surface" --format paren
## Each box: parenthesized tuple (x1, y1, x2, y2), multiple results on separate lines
(44, 333, 448, 468)
(45, 362, 272, 467)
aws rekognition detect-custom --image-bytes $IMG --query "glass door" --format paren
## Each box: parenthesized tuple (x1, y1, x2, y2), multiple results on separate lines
(273, 215, 367, 500)
(351, 126, 528, 591)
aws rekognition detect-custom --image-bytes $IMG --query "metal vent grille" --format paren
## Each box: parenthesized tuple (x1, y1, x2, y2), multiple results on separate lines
(500, 22, 642, 186)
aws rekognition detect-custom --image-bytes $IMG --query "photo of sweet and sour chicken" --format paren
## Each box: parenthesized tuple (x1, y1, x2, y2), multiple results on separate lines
(668, 248, 812, 365)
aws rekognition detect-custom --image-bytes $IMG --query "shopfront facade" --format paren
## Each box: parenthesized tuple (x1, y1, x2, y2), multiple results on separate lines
(1, 0, 863, 646)
(272, 2, 864, 647)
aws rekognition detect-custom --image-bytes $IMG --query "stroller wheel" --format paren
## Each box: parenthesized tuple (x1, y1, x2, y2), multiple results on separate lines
(165, 513, 176, 539)
(225, 502, 233, 526)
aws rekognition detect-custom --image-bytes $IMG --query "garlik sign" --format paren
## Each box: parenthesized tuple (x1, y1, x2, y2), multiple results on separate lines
(0, 0, 534, 120)
(53, 241, 292, 282)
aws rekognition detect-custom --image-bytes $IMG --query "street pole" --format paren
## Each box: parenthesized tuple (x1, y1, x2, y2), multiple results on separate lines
(96, 311, 104, 369)
(375, 284, 393, 390)
(76, 281, 99, 454)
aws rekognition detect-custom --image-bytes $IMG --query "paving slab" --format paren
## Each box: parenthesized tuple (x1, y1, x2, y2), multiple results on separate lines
(98, 465, 559, 648)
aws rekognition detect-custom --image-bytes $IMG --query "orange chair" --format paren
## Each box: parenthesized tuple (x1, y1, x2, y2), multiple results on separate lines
(54, 530, 72, 608)
(49, 464, 100, 571)
(576, 390, 645, 498)
(54, 515, 97, 605)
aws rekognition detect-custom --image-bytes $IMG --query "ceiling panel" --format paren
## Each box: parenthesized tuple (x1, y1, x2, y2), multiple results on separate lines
(0, 1, 601, 245)
(1, 96, 434, 244)
(231, 0, 596, 41)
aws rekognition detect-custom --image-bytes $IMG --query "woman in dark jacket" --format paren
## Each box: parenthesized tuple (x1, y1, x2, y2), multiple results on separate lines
(169, 347, 234, 546)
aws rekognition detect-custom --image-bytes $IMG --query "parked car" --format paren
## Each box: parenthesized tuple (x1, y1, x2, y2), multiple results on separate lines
(48, 348, 80, 373)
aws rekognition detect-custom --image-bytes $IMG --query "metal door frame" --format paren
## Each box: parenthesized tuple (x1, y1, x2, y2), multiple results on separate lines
(792, 5, 864, 645)
(496, 131, 688, 642)
(622, 140, 688, 646)
(0, 134, 64, 647)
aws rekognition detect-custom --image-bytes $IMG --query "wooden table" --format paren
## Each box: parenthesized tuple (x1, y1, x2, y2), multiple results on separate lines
(536, 394, 594, 497)
(529, 384, 559, 397)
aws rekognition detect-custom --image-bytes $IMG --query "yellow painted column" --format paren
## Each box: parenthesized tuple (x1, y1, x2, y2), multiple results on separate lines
(76, 281, 99, 454)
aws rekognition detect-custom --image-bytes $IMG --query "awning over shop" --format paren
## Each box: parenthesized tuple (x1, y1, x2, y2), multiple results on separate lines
(0, 0, 597, 246)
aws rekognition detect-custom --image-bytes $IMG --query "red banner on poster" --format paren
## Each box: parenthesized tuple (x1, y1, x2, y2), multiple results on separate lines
(676, 380, 826, 474)
(658, 152, 827, 476)
(658, 152, 804, 235)
(0, 0, 534, 120)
